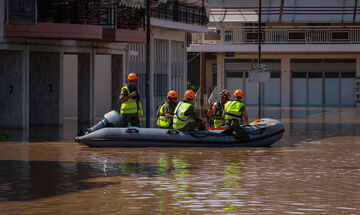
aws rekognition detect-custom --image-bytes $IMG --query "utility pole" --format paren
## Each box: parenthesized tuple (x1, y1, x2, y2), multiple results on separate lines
(146, 0, 151, 127)
(257, 0, 262, 119)
(199, 0, 205, 120)
(199, 52, 204, 119)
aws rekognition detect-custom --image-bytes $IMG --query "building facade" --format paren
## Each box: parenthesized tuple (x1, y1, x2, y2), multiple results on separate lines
(0, 0, 207, 139)
(188, 0, 360, 108)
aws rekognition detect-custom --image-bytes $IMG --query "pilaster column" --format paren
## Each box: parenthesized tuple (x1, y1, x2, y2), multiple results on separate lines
(216, 52, 225, 90)
(281, 56, 291, 107)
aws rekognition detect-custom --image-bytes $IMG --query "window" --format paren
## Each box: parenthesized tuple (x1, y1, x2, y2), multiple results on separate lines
(331, 31, 349, 40)
(292, 72, 307, 78)
(325, 72, 339, 78)
(224, 30, 232, 42)
(308, 72, 323, 78)
(341, 72, 355, 78)
(288, 32, 306, 41)
(246, 32, 264, 42)
(212, 64, 217, 88)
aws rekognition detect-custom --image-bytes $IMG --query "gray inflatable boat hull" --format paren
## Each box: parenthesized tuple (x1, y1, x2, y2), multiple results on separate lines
(75, 118, 284, 147)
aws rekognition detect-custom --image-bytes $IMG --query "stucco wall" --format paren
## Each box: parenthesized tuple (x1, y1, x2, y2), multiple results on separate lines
(63, 54, 78, 117)
(94, 54, 111, 118)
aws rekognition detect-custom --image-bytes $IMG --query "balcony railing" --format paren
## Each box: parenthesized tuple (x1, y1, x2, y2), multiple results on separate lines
(7, 0, 145, 30)
(7, 0, 207, 30)
(151, 0, 208, 26)
(191, 27, 360, 45)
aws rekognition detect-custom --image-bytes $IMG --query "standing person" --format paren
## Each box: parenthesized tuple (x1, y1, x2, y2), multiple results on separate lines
(207, 89, 230, 128)
(173, 90, 205, 131)
(223, 89, 249, 141)
(119, 73, 143, 127)
(156, 90, 178, 129)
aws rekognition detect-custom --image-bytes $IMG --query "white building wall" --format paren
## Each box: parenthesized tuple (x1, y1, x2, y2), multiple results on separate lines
(94, 54, 111, 118)
(127, 28, 187, 126)
(63, 54, 78, 117)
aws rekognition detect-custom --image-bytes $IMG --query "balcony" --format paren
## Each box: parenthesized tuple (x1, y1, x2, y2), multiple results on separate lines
(4, 0, 146, 42)
(191, 27, 360, 45)
(151, 0, 207, 26)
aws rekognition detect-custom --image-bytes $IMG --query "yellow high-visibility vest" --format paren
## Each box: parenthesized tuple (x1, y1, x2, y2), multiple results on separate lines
(213, 101, 225, 128)
(156, 102, 172, 128)
(120, 85, 143, 115)
(224, 100, 244, 121)
(173, 101, 192, 130)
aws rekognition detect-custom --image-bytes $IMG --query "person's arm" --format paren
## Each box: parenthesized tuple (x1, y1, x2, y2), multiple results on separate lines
(163, 103, 174, 119)
(188, 106, 202, 121)
(120, 90, 137, 102)
(207, 101, 215, 117)
(241, 106, 249, 126)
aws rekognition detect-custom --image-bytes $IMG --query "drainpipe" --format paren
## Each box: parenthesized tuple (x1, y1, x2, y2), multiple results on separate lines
(199, 0, 205, 120)
(146, 0, 151, 127)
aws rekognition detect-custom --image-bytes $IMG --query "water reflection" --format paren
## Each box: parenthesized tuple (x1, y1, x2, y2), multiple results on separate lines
(0, 159, 179, 201)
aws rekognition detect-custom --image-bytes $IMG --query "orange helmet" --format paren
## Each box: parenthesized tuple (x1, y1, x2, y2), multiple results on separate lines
(233, 89, 243, 98)
(184, 90, 195, 100)
(127, 73, 138, 81)
(167, 90, 178, 99)
(219, 89, 230, 98)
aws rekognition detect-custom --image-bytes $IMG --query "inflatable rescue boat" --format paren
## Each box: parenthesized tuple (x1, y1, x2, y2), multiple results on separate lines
(75, 111, 284, 147)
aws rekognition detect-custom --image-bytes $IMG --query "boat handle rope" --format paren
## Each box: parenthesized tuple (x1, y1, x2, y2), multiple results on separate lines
(126, 128, 140, 133)
(167, 129, 179, 134)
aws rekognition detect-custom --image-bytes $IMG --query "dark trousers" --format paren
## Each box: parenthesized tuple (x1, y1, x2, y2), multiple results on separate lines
(123, 114, 140, 127)
(225, 119, 249, 141)
(180, 120, 205, 131)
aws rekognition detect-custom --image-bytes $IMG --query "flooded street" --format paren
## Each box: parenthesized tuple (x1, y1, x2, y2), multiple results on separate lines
(1, 108, 360, 214)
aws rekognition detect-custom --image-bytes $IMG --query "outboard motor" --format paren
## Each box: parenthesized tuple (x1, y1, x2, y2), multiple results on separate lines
(79, 110, 124, 135)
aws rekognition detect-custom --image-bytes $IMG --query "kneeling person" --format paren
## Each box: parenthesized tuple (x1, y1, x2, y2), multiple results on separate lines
(207, 89, 230, 128)
(223, 89, 249, 141)
(173, 90, 205, 131)
(156, 90, 178, 129)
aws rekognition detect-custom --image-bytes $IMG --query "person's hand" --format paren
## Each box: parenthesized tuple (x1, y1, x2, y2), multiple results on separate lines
(130, 91, 137, 97)
(243, 122, 249, 127)
(209, 101, 214, 109)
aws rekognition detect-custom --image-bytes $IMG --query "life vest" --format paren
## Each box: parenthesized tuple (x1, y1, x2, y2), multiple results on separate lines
(120, 85, 143, 115)
(213, 101, 225, 128)
(173, 100, 192, 130)
(156, 102, 172, 128)
(224, 100, 244, 121)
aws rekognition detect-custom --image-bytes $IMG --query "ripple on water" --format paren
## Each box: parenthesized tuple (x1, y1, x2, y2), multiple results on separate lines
(336, 206, 358, 211)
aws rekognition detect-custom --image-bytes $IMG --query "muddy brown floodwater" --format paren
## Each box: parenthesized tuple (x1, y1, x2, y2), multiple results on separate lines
(0, 107, 360, 214)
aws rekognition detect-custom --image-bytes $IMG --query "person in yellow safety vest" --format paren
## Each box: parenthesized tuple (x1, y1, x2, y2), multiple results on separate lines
(156, 90, 179, 129)
(207, 89, 230, 128)
(119, 73, 143, 127)
(173, 90, 205, 131)
(222, 89, 250, 141)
